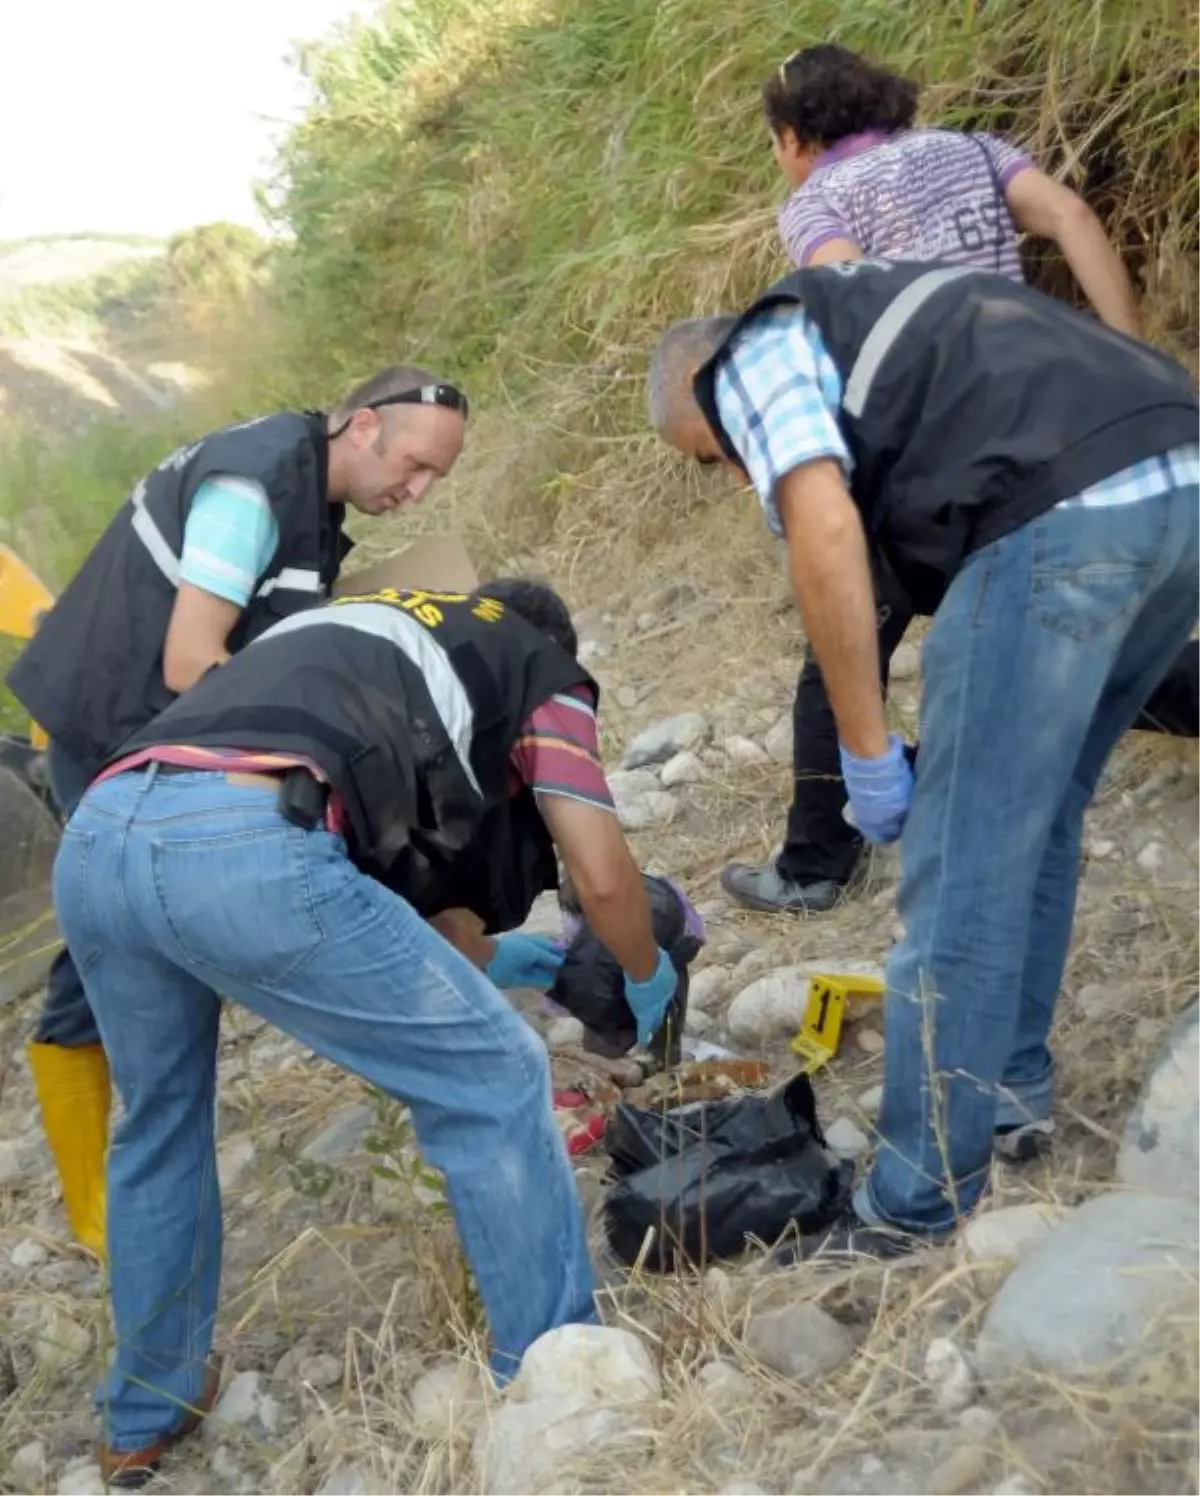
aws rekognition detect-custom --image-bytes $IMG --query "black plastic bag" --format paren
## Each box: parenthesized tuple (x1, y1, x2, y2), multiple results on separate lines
(603, 1075, 853, 1270)
(549, 873, 705, 1064)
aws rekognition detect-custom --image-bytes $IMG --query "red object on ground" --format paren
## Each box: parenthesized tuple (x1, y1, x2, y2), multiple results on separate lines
(553, 1089, 608, 1156)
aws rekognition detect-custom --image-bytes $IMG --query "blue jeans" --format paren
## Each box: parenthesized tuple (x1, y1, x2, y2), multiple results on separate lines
(855, 480, 1199, 1235)
(52, 769, 597, 1452)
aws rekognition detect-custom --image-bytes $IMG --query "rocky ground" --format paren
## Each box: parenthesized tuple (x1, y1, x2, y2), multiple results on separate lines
(0, 564, 1197, 1496)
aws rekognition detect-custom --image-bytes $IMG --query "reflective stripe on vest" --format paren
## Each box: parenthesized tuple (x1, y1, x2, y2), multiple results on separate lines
(256, 567, 324, 599)
(843, 266, 975, 418)
(257, 602, 482, 793)
(130, 483, 181, 586)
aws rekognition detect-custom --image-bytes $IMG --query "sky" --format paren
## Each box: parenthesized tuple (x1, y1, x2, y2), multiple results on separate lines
(0, 0, 376, 242)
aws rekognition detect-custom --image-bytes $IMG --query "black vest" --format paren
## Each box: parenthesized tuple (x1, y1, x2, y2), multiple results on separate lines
(695, 261, 1198, 614)
(6, 412, 351, 774)
(113, 588, 597, 932)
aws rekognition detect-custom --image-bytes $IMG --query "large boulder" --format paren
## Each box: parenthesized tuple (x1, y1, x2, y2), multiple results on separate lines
(1117, 1001, 1198, 1198)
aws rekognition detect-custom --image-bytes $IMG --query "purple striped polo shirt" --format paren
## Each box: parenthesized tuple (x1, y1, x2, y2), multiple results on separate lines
(778, 128, 1033, 280)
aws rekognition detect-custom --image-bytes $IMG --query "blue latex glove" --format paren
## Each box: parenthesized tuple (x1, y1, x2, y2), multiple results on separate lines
(624, 947, 678, 1046)
(839, 734, 914, 845)
(486, 932, 565, 991)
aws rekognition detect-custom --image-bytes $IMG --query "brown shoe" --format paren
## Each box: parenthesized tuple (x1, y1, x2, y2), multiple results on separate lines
(98, 1363, 222, 1489)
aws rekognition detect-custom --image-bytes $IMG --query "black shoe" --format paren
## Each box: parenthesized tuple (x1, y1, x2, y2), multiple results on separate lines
(993, 1119, 1054, 1163)
(720, 861, 842, 914)
(767, 1207, 929, 1268)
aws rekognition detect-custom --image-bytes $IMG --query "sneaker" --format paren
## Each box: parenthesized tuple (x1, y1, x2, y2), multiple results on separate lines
(720, 861, 842, 914)
(993, 1118, 1055, 1164)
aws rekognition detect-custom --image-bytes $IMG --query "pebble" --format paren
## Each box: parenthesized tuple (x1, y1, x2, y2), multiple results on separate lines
(688, 966, 730, 1011)
(857, 1084, 884, 1115)
(217, 1134, 257, 1192)
(621, 713, 710, 769)
(615, 789, 678, 832)
(889, 642, 922, 681)
(11, 1237, 49, 1269)
(35, 1303, 91, 1370)
(824, 1117, 871, 1159)
(763, 716, 793, 763)
(56, 1462, 105, 1496)
(409, 1358, 487, 1440)
(298, 1351, 342, 1390)
(1117, 1000, 1198, 1198)
(924, 1336, 976, 1411)
(209, 1369, 282, 1433)
(635, 610, 659, 632)
(301, 1104, 376, 1164)
(1135, 840, 1166, 874)
(1076, 981, 1127, 1020)
(957, 1203, 1067, 1264)
(724, 735, 770, 766)
(695, 1358, 753, 1405)
(210, 1445, 244, 1483)
(661, 750, 705, 788)
(744, 1301, 858, 1381)
(0, 1138, 31, 1188)
(1088, 838, 1117, 859)
(11, 1439, 47, 1489)
(856, 1027, 885, 1055)
(928, 1444, 989, 1495)
(316, 1462, 386, 1495)
(614, 685, 639, 709)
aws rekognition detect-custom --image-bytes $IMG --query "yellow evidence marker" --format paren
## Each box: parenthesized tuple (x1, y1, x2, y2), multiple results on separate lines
(0, 545, 54, 749)
(790, 972, 886, 1073)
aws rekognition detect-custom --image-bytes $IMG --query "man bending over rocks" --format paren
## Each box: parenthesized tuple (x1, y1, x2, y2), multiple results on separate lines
(649, 258, 1197, 1257)
(52, 578, 677, 1486)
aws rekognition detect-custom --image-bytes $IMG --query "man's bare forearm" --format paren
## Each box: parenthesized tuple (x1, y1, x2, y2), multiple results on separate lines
(777, 461, 888, 758)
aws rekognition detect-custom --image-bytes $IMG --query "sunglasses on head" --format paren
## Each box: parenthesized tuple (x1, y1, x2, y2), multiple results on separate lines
(329, 383, 469, 440)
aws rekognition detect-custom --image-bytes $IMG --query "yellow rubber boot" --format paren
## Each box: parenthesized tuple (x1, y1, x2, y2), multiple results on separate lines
(27, 1040, 110, 1261)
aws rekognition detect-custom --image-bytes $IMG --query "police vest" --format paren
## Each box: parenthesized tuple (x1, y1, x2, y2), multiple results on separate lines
(6, 412, 351, 773)
(113, 588, 597, 931)
(694, 261, 1197, 613)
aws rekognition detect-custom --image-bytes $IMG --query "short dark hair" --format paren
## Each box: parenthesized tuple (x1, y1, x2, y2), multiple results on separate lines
(763, 44, 920, 148)
(474, 578, 578, 657)
(333, 365, 443, 424)
(647, 316, 738, 436)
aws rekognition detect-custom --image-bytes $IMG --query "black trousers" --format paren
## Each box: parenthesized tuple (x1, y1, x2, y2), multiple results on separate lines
(35, 742, 102, 1046)
(776, 579, 1199, 887)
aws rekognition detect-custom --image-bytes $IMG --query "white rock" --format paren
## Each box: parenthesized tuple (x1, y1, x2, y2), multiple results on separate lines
(857, 1084, 884, 1115)
(298, 1351, 342, 1390)
(546, 1015, 586, 1050)
(1077, 981, 1128, 1020)
(825, 1117, 871, 1159)
(209, 1369, 279, 1431)
(695, 1358, 753, 1405)
(302, 1104, 375, 1164)
(685, 1007, 714, 1037)
(1118, 1001, 1198, 1198)
(890, 641, 922, 680)
(924, 1337, 976, 1412)
(0, 1138, 30, 1188)
(11, 1439, 47, 1489)
(744, 1301, 858, 1381)
(975, 1192, 1199, 1381)
(661, 750, 705, 788)
(958, 1203, 1068, 1263)
(56, 1462, 105, 1496)
(724, 735, 770, 766)
(764, 716, 793, 763)
(615, 789, 678, 832)
(35, 1303, 91, 1370)
(957, 1405, 999, 1436)
(316, 1462, 387, 1496)
(473, 1325, 660, 1495)
(11, 1237, 48, 1269)
(218, 1134, 257, 1192)
(727, 969, 810, 1045)
(730, 947, 773, 986)
(1135, 840, 1167, 874)
(856, 1027, 885, 1055)
(409, 1358, 488, 1440)
(210, 1445, 243, 1483)
(989, 1479, 1034, 1496)
(688, 966, 730, 1011)
(621, 713, 710, 769)
(1088, 838, 1117, 860)
(635, 610, 659, 632)
(607, 767, 661, 799)
(614, 685, 639, 710)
